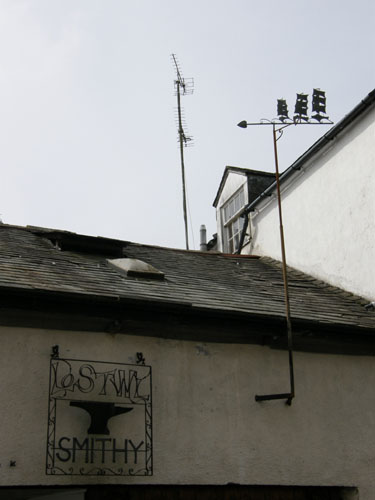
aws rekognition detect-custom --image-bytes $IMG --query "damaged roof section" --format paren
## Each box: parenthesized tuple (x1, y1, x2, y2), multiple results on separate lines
(29, 226, 127, 257)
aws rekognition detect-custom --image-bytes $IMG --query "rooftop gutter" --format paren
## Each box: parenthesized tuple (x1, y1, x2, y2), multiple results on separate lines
(244, 89, 375, 214)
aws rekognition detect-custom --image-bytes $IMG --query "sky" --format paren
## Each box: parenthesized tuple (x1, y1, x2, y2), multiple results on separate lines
(0, 0, 374, 249)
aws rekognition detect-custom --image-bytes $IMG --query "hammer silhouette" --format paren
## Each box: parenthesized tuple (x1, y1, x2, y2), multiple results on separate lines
(70, 401, 133, 435)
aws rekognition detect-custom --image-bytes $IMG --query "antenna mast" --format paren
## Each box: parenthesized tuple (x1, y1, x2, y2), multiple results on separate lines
(172, 54, 194, 250)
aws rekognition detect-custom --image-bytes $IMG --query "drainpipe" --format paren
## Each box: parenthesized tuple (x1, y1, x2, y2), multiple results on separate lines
(236, 213, 249, 254)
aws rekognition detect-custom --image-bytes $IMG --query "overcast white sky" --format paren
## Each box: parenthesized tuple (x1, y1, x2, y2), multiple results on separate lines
(0, 0, 374, 249)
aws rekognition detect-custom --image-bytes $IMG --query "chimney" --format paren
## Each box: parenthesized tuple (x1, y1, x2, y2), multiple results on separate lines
(200, 224, 207, 251)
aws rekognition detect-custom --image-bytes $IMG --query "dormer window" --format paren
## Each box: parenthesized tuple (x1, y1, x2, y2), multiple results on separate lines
(221, 186, 245, 253)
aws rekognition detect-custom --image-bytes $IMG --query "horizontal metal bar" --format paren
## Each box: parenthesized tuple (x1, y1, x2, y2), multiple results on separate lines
(245, 121, 333, 126)
(255, 393, 292, 402)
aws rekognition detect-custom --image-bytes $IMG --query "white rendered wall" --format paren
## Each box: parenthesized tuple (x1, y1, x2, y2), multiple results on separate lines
(216, 172, 247, 252)
(0, 325, 374, 499)
(249, 106, 375, 300)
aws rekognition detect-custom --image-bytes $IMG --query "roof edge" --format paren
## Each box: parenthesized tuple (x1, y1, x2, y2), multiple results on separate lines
(0, 284, 374, 340)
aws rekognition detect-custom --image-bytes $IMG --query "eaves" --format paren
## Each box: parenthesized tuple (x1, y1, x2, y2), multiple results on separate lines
(1, 286, 375, 356)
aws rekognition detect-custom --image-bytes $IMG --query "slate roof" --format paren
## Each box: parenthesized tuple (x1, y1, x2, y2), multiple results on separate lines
(0, 224, 373, 334)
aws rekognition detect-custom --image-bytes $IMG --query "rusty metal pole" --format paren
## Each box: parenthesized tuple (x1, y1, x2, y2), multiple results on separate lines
(239, 107, 333, 404)
(176, 80, 190, 250)
(238, 119, 296, 404)
(272, 123, 295, 404)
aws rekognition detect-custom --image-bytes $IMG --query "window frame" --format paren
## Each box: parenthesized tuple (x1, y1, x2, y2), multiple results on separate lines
(221, 186, 246, 253)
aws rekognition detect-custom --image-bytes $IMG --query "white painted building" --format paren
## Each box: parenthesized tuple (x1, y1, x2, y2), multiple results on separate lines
(214, 89, 375, 301)
(0, 224, 374, 500)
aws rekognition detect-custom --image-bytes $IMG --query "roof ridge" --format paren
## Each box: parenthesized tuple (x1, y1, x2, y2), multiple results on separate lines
(0, 223, 261, 258)
(127, 242, 261, 258)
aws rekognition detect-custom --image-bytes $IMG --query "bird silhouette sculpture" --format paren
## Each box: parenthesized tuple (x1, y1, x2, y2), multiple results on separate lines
(70, 401, 133, 435)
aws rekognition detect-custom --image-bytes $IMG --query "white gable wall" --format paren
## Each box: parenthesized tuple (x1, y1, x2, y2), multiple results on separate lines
(248, 105, 375, 300)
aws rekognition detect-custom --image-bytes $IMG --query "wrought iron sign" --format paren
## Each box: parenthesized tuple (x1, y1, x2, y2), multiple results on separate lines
(46, 357, 152, 476)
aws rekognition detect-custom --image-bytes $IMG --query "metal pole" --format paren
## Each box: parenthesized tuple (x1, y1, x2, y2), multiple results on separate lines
(176, 80, 189, 250)
(272, 124, 295, 404)
(238, 110, 333, 404)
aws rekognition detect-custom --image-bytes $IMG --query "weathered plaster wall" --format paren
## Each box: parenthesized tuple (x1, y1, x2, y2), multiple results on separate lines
(1, 326, 374, 498)
(216, 173, 248, 252)
(249, 106, 375, 300)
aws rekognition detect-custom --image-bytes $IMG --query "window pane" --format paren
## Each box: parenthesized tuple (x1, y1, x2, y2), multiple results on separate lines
(224, 202, 231, 223)
(239, 189, 244, 206)
(221, 186, 245, 228)
(234, 194, 240, 213)
(229, 199, 234, 218)
(234, 233, 240, 251)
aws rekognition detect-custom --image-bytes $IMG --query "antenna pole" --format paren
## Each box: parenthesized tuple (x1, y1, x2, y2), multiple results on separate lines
(176, 79, 189, 250)
(172, 54, 193, 251)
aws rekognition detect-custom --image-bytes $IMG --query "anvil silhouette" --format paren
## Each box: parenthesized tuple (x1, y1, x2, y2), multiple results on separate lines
(70, 401, 133, 435)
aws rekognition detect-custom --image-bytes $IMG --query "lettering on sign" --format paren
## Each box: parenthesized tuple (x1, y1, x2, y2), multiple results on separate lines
(46, 358, 152, 476)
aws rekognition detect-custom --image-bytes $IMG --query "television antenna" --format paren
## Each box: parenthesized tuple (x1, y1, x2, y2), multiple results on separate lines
(171, 54, 194, 250)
